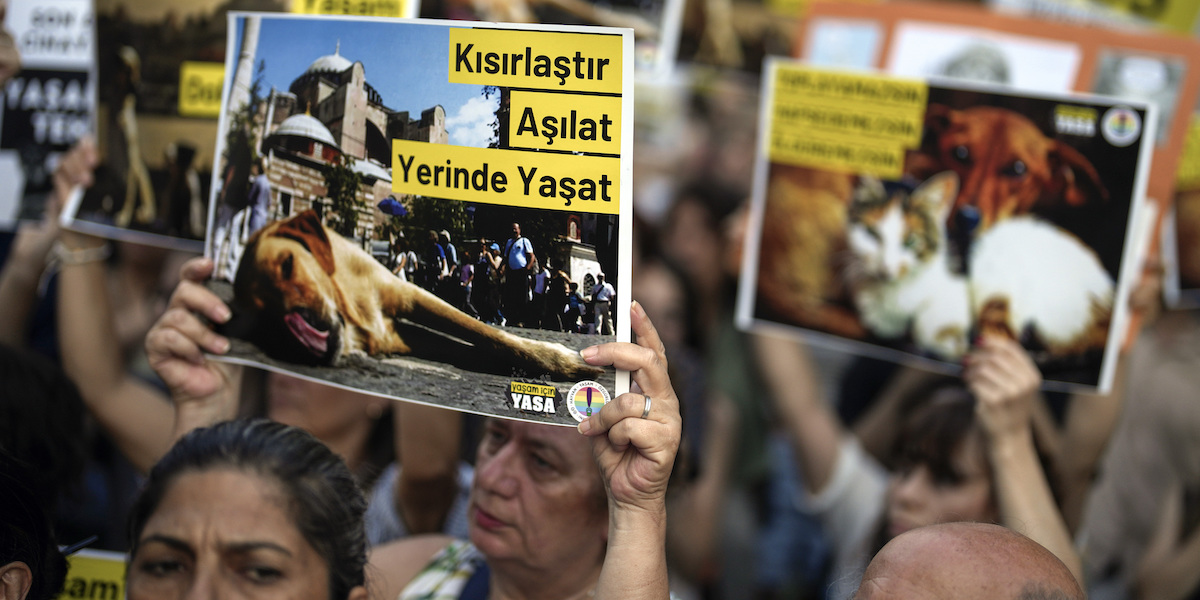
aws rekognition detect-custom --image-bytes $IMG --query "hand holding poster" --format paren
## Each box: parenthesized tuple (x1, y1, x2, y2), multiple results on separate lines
(738, 59, 1153, 393)
(206, 14, 632, 425)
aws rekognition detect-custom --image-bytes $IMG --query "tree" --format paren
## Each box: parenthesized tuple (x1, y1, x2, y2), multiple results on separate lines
(403, 195, 468, 242)
(217, 60, 266, 212)
(324, 153, 364, 237)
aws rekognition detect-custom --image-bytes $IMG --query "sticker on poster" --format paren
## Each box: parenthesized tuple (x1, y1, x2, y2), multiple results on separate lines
(566, 380, 610, 422)
(509, 381, 558, 414)
(1102, 106, 1142, 147)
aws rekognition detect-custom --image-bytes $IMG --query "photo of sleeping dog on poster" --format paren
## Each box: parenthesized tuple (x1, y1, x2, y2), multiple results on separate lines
(738, 61, 1153, 393)
(205, 13, 632, 424)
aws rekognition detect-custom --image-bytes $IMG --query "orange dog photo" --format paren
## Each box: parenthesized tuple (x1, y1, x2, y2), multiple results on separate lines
(203, 15, 629, 424)
(227, 209, 602, 380)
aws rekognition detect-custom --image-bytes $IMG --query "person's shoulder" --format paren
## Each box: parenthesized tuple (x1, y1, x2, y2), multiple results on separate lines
(367, 534, 456, 599)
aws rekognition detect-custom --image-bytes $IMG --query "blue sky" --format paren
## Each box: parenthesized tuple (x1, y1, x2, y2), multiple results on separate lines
(232, 15, 498, 147)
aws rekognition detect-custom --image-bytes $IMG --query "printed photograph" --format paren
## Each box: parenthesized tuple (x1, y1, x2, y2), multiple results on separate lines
(61, 0, 288, 249)
(207, 14, 626, 424)
(803, 18, 883, 71)
(744, 79, 1150, 391)
(886, 22, 1081, 93)
(0, 0, 94, 227)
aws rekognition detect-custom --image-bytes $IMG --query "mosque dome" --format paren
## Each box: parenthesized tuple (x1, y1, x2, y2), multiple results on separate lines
(351, 158, 391, 182)
(273, 113, 339, 148)
(305, 41, 353, 75)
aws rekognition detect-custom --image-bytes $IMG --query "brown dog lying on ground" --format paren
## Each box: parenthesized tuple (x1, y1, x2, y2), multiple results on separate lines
(230, 210, 601, 380)
(906, 104, 1108, 241)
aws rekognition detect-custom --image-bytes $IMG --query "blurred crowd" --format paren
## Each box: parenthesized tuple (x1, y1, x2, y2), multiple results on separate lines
(3, 0, 1200, 598)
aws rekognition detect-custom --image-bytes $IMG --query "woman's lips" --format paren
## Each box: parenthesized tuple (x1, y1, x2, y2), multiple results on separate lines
(474, 506, 506, 530)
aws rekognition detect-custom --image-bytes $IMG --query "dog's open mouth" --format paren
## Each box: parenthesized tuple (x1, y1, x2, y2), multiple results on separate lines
(284, 310, 331, 357)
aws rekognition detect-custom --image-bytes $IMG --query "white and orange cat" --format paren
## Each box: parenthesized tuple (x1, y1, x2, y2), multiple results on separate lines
(847, 172, 971, 360)
(756, 164, 1113, 360)
(846, 171, 1114, 359)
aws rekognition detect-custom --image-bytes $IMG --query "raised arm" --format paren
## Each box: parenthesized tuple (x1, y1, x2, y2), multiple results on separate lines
(393, 402, 463, 534)
(56, 228, 177, 473)
(577, 301, 682, 600)
(0, 139, 95, 347)
(753, 332, 844, 494)
(964, 335, 1083, 585)
(144, 256, 244, 442)
(42, 140, 179, 473)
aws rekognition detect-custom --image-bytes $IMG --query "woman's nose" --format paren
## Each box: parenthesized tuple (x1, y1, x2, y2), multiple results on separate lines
(181, 567, 219, 600)
(476, 445, 520, 497)
(893, 467, 930, 508)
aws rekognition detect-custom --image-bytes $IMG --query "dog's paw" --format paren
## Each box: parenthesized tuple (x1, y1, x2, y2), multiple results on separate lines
(531, 340, 605, 380)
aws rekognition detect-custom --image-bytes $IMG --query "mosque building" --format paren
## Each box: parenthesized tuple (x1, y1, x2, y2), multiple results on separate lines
(254, 42, 448, 241)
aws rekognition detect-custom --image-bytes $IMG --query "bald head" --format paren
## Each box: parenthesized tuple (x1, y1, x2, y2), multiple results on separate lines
(854, 523, 1084, 600)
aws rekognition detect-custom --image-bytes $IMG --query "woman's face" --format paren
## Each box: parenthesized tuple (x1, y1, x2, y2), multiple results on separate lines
(128, 468, 338, 600)
(468, 420, 608, 571)
(885, 433, 997, 540)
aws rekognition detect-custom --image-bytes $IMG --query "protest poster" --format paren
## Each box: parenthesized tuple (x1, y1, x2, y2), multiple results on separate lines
(0, 0, 94, 228)
(737, 60, 1153, 393)
(985, 0, 1200, 36)
(57, 0, 418, 250)
(796, 0, 1200, 208)
(59, 548, 126, 600)
(1163, 104, 1200, 306)
(205, 13, 632, 425)
(418, 0, 681, 77)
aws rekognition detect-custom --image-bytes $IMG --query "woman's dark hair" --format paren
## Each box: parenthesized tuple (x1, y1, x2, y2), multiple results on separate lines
(0, 450, 68, 600)
(869, 380, 1060, 555)
(892, 384, 983, 485)
(127, 419, 367, 600)
(0, 345, 87, 505)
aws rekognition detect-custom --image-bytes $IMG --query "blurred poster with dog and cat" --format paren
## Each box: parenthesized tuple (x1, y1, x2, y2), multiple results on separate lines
(737, 60, 1154, 393)
(0, 0, 95, 229)
(795, 0, 1200, 316)
(55, 0, 419, 250)
(202, 13, 633, 425)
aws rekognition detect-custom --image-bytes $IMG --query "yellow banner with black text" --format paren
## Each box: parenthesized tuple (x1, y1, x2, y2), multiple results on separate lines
(392, 140, 620, 214)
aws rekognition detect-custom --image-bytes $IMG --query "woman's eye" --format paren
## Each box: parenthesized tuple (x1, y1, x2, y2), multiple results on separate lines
(530, 453, 554, 471)
(245, 566, 284, 583)
(140, 560, 184, 577)
(483, 428, 508, 451)
(932, 470, 964, 487)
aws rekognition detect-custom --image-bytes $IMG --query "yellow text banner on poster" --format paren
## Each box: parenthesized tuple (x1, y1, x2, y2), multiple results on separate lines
(392, 140, 620, 213)
(290, 0, 407, 16)
(448, 28, 622, 94)
(178, 61, 225, 118)
(772, 100, 923, 146)
(60, 549, 126, 599)
(771, 132, 908, 176)
(768, 65, 927, 178)
(509, 91, 621, 154)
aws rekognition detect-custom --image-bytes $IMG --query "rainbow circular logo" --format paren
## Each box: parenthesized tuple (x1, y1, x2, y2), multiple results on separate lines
(566, 380, 611, 422)
(1101, 106, 1141, 147)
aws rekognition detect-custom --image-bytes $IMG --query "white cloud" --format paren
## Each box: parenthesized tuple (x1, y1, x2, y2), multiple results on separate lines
(447, 95, 499, 148)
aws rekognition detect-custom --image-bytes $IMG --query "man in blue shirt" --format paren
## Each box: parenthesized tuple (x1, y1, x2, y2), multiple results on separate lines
(501, 222, 535, 327)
